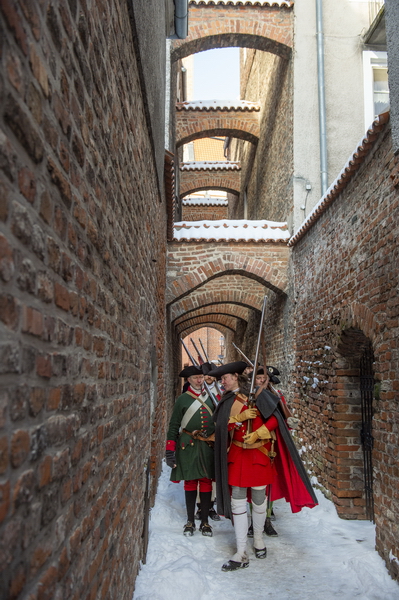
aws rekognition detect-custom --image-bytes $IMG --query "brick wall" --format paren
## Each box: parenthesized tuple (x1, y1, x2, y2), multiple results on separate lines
(231, 49, 293, 222)
(172, 3, 293, 62)
(288, 125, 399, 580)
(181, 204, 228, 221)
(0, 2, 168, 598)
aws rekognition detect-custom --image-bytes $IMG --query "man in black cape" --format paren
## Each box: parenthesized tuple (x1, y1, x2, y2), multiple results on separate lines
(209, 361, 318, 570)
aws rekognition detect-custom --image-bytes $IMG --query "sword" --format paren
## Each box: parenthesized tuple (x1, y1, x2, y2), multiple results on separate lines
(247, 296, 268, 434)
(232, 342, 254, 367)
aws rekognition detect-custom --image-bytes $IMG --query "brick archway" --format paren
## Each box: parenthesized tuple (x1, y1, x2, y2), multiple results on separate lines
(176, 103, 260, 148)
(170, 284, 268, 322)
(166, 244, 289, 305)
(171, 3, 293, 62)
(179, 168, 241, 198)
(174, 303, 251, 327)
(176, 313, 240, 335)
(181, 323, 229, 340)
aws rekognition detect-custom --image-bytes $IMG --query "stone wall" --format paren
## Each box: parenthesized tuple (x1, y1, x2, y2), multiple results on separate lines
(0, 1, 168, 598)
(289, 123, 399, 580)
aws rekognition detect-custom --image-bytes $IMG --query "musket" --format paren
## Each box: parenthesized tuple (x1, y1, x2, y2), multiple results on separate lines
(232, 342, 254, 367)
(199, 338, 209, 362)
(190, 337, 204, 366)
(180, 338, 218, 408)
(190, 337, 223, 399)
(247, 296, 268, 434)
(181, 337, 199, 367)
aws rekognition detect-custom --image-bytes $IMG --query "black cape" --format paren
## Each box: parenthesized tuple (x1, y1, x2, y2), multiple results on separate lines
(213, 388, 318, 520)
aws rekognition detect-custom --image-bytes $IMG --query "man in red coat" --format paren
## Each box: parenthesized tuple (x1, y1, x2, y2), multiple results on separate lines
(210, 361, 317, 572)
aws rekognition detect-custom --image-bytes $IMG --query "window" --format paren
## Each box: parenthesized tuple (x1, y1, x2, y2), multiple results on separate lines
(363, 50, 389, 130)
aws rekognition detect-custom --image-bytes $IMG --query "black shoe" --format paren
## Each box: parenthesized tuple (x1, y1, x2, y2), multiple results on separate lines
(221, 558, 249, 571)
(247, 523, 253, 538)
(270, 509, 276, 521)
(209, 507, 221, 521)
(199, 522, 213, 537)
(254, 547, 267, 559)
(264, 517, 278, 537)
(183, 521, 196, 536)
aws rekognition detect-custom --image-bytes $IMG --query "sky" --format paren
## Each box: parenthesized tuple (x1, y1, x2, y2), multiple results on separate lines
(133, 463, 399, 600)
(193, 48, 240, 101)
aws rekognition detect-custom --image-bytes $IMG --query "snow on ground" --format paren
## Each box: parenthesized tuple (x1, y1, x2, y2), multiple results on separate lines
(133, 464, 399, 600)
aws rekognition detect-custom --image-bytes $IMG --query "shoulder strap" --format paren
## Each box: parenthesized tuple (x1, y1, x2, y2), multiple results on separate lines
(180, 398, 202, 431)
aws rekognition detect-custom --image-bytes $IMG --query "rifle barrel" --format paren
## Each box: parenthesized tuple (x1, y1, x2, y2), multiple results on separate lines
(180, 338, 218, 407)
(181, 337, 199, 367)
(199, 338, 210, 362)
(232, 342, 253, 367)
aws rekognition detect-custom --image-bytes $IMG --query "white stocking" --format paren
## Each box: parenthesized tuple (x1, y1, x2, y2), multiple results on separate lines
(231, 497, 248, 561)
(252, 499, 267, 549)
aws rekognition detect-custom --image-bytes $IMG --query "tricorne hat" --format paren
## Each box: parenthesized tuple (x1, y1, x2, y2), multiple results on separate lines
(201, 362, 214, 375)
(207, 360, 248, 378)
(179, 365, 203, 378)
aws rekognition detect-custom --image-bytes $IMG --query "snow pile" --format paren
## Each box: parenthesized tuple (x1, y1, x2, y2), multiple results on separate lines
(180, 162, 240, 171)
(173, 219, 289, 242)
(133, 463, 399, 600)
(177, 100, 260, 111)
(182, 198, 228, 206)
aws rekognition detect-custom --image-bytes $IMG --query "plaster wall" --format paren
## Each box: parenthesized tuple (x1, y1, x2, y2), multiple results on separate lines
(293, 0, 370, 230)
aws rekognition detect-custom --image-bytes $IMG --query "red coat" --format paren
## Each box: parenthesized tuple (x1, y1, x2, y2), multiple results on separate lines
(227, 399, 278, 488)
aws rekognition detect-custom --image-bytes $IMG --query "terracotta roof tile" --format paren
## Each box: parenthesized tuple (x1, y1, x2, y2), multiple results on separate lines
(189, 1, 293, 7)
(289, 111, 390, 247)
(173, 219, 289, 243)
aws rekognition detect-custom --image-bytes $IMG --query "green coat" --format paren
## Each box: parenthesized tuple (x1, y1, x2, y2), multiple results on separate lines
(167, 390, 215, 481)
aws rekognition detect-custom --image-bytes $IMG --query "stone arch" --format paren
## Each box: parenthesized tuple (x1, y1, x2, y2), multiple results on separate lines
(178, 128, 258, 148)
(180, 185, 239, 199)
(171, 1, 293, 62)
(177, 314, 239, 335)
(166, 249, 289, 305)
(173, 32, 292, 62)
(179, 170, 241, 198)
(173, 303, 251, 327)
(181, 323, 229, 340)
(176, 106, 260, 147)
(170, 287, 267, 322)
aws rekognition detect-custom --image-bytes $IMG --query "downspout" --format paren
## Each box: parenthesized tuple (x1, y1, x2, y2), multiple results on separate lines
(174, 0, 188, 39)
(316, 0, 328, 194)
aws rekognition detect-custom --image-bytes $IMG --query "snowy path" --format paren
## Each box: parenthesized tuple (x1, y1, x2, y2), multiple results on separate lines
(133, 464, 399, 600)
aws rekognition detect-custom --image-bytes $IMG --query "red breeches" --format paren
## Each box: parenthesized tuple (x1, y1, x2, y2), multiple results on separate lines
(184, 477, 213, 492)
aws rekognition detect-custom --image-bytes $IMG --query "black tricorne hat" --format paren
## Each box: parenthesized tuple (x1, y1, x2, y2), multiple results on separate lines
(201, 362, 214, 375)
(179, 365, 203, 378)
(207, 360, 248, 378)
(266, 365, 280, 384)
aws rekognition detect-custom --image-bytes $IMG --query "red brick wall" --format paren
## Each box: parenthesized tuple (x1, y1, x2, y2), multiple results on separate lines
(0, 2, 168, 598)
(172, 3, 293, 62)
(289, 125, 399, 580)
(231, 49, 293, 221)
(176, 106, 260, 147)
(181, 204, 228, 221)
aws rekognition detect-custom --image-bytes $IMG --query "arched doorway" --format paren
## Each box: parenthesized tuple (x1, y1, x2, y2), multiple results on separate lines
(337, 328, 375, 521)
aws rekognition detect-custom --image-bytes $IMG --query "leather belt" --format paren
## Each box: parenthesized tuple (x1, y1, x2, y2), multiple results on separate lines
(232, 439, 276, 459)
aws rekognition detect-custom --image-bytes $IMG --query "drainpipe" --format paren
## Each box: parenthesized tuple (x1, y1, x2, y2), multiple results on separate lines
(174, 0, 188, 39)
(316, 0, 328, 194)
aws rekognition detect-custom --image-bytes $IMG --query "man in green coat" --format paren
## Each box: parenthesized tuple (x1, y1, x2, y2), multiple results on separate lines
(165, 365, 215, 537)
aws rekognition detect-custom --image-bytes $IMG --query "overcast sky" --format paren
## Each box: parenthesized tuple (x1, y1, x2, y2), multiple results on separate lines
(193, 47, 240, 100)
